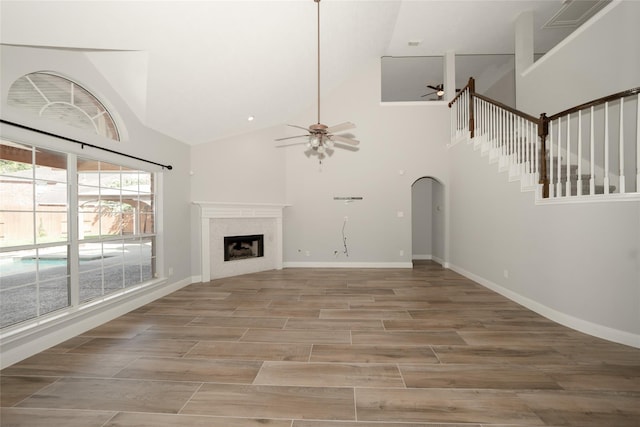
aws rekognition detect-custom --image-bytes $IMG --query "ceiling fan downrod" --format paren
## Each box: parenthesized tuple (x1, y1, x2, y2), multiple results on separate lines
(315, 0, 321, 126)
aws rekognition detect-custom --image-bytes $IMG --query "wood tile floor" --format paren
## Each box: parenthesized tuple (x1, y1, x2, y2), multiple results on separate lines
(2, 261, 639, 426)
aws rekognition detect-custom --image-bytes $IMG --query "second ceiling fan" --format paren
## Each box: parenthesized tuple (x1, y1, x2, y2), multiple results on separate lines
(421, 84, 445, 100)
(275, 0, 360, 162)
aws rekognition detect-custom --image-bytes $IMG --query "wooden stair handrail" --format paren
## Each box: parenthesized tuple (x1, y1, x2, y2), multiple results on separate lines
(447, 78, 638, 199)
(473, 93, 539, 124)
(547, 86, 640, 121)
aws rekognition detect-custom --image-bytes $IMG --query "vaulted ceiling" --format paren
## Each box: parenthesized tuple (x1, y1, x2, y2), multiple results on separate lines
(1, 1, 603, 145)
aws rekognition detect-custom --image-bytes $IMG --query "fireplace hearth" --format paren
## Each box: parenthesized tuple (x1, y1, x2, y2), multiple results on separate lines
(224, 234, 264, 261)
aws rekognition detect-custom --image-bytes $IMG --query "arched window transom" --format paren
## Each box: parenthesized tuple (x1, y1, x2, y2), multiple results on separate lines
(8, 72, 120, 141)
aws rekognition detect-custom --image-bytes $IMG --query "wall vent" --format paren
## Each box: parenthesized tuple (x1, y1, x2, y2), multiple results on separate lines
(543, 0, 611, 29)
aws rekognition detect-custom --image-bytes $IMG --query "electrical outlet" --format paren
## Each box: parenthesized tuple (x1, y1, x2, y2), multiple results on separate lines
(305, 250, 311, 257)
(399, 249, 404, 256)
(344, 216, 348, 221)
(397, 211, 404, 218)
(168, 267, 174, 276)
(503, 269, 509, 279)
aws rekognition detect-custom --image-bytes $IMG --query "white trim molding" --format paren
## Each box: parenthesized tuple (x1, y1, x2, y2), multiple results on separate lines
(448, 263, 640, 349)
(0, 276, 195, 369)
(284, 261, 413, 269)
(193, 202, 289, 281)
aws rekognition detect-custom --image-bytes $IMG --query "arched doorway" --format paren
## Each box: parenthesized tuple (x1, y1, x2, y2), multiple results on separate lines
(411, 176, 445, 266)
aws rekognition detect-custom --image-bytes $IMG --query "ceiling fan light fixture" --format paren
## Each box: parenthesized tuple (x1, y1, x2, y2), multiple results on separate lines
(436, 89, 445, 97)
(274, 0, 360, 164)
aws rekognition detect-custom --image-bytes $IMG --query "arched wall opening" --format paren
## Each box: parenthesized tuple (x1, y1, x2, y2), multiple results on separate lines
(411, 176, 446, 266)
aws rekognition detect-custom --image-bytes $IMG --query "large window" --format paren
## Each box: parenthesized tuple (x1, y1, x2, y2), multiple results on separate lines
(0, 141, 70, 327)
(77, 158, 155, 302)
(0, 140, 156, 329)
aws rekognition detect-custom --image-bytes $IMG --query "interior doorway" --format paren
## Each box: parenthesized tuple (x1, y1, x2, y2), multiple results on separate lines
(411, 177, 445, 265)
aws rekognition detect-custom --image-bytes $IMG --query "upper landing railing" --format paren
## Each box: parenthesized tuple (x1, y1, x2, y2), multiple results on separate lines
(449, 77, 640, 200)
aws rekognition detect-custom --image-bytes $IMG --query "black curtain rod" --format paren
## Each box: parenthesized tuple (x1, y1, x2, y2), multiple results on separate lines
(0, 119, 173, 170)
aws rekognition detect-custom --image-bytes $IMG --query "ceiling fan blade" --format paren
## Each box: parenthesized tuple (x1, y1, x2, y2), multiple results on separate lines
(427, 85, 440, 91)
(275, 134, 309, 141)
(287, 124, 311, 132)
(332, 143, 359, 152)
(330, 134, 360, 146)
(276, 140, 309, 147)
(326, 122, 355, 133)
(421, 91, 436, 98)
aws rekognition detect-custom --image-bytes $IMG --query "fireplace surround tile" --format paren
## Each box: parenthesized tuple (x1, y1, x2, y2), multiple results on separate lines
(193, 202, 288, 281)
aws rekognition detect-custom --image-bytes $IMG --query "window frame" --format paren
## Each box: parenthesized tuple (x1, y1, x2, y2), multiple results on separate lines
(1, 138, 160, 332)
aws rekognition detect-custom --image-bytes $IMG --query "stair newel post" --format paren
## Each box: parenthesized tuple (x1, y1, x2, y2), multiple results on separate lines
(538, 113, 550, 198)
(619, 98, 625, 194)
(468, 77, 475, 139)
(636, 93, 640, 192)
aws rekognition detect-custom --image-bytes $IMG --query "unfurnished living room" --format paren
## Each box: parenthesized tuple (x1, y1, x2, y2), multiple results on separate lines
(1, 1, 639, 426)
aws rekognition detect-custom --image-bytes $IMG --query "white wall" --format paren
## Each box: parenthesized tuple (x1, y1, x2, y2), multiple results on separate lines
(282, 62, 450, 266)
(412, 178, 433, 259)
(431, 178, 446, 265)
(190, 126, 287, 204)
(448, 138, 640, 346)
(517, 0, 640, 116)
(189, 61, 451, 268)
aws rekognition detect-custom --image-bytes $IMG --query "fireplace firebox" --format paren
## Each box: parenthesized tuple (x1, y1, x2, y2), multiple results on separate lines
(224, 234, 264, 261)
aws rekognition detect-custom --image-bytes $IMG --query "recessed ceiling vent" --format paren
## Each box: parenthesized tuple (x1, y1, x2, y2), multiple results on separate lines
(543, 0, 611, 29)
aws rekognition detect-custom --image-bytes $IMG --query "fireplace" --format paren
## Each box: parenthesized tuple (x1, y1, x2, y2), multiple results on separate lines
(194, 202, 287, 280)
(224, 234, 264, 261)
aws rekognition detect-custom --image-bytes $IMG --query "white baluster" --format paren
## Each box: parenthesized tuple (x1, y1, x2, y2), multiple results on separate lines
(495, 107, 499, 155)
(459, 94, 463, 135)
(472, 97, 476, 142)
(557, 117, 562, 197)
(577, 110, 583, 196)
(458, 93, 462, 136)
(520, 116, 524, 171)
(604, 102, 610, 194)
(510, 113, 515, 163)
(590, 106, 595, 195)
(566, 113, 572, 196)
(465, 90, 469, 135)
(529, 120, 534, 177)
(518, 117, 523, 173)
(482, 100, 486, 145)
(619, 98, 625, 193)
(533, 121, 538, 176)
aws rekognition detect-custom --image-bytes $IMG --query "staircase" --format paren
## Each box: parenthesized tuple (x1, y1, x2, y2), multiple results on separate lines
(449, 77, 640, 202)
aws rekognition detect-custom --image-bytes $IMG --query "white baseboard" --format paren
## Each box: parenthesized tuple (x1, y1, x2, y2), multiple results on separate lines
(412, 254, 432, 260)
(0, 276, 197, 369)
(431, 255, 448, 268)
(283, 261, 413, 269)
(448, 263, 640, 349)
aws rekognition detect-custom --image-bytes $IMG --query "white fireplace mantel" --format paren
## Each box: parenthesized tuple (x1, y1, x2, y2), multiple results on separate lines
(193, 202, 289, 281)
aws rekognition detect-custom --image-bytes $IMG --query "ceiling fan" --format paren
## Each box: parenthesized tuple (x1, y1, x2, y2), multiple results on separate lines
(421, 84, 462, 101)
(421, 83, 445, 100)
(275, 0, 359, 163)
